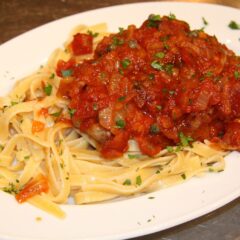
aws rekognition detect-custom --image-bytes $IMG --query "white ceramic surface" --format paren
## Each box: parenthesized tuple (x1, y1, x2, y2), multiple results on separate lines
(0, 2, 240, 240)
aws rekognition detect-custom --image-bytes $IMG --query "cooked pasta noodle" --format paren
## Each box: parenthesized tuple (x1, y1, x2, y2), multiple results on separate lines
(0, 23, 227, 218)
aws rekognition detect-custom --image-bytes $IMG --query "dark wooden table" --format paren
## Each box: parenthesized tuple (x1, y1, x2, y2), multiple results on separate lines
(1, 0, 240, 239)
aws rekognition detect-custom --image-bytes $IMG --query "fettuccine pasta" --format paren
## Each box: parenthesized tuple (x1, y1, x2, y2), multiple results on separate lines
(0, 23, 226, 218)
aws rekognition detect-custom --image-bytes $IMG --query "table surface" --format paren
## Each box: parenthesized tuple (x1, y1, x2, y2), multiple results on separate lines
(1, 0, 240, 239)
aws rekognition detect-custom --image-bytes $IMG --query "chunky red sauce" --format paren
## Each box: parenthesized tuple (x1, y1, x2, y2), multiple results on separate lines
(57, 15, 240, 158)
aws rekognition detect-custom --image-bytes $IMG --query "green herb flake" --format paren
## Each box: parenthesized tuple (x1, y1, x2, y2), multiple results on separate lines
(87, 30, 99, 38)
(205, 71, 213, 77)
(169, 13, 176, 20)
(128, 154, 141, 159)
(156, 105, 162, 110)
(11, 101, 18, 106)
(166, 146, 174, 153)
(209, 168, 214, 172)
(3, 183, 19, 194)
(156, 170, 160, 174)
(93, 103, 98, 111)
(202, 17, 208, 26)
(148, 73, 155, 80)
(60, 162, 65, 169)
(151, 60, 164, 71)
(155, 52, 165, 59)
(68, 108, 76, 117)
(49, 73, 55, 79)
(179, 132, 193, 147)
(181, 173, 186, 180)
(165, 64, 174, 75)
(61, 69, 73, 78)
(136, 175, 142, 186)
(111, 37, 125, 48)
(163, 42, 170, 50)
(148, 196, 155, 199)
(121, 59, 131, 69)
(118, 96, 126, 102)
(123, 179, 131, 185)
(234, 71, 240, 79)
(24, 155, 30, 160)
(128, 40, 138, 49)
(116, 119, 126, 129)
(228, 20, 240, 30)
(118, 27, 124, 34)
(51, 111, 61, 117)
(150, 124, 160, 134)
(147, 14, 161, 28)
(44, 84, 53, 96)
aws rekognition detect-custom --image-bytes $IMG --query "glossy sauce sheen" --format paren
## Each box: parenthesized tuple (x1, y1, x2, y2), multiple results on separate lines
(57, 15, 240, 159)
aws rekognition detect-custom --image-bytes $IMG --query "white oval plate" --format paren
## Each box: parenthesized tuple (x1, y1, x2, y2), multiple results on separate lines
(1, 2, 240, 240)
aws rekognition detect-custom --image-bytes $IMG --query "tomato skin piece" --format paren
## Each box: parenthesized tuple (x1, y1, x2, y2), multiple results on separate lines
(71, 33, 93, 55)
(15, 175, 49, 203)
(32, 120, 45, 134)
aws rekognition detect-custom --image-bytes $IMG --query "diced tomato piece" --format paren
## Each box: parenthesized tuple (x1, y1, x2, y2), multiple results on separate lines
(71, 33, 93, 55)
(15, 175, 49, 203)
(101, 132, 129, 159)
(38, 108, 49, 117)
(32, 120, 45, 133)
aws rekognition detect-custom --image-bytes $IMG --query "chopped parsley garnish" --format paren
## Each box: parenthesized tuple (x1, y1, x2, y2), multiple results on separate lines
(163, 42, 170, 50)
(121, 59, 131, 69)
(118, 27, 124, 34)
(181, 173, 186, 180)
(136, 175, 142, 186)
(148, 73, 155, 80)
(11, 101, 18, 106)
(148, 196, 155, 199)
(205, 71, 213, 77)
(110, 37, 125, 49)
(128, 154, 141, 159)
(3, 183, 19, 194)
(93, 103, 98, 111)
(234, 71, 240, 79)
(165, 64, 174, 74)
(116, 119, 126, 129)
(51, 111, 61, 117)
(49, 73, 55, 79)
(228, 20, 240, 30)
(44, 84, 53, 96)
(156, 105, 162, 110)
(179, 132, 194, 147)
(24, 155, 30, 160)
(155, 52, 165, 59)
(123, 179, 131, 185)
(150, 124, 160, 134)
(118, 96, 126, 102)
(147, 14, 161, 28)
(169, 13, 176, 20)
(166, 146, 174, 153)
(118, 68, 124, 75)
(68, 108, 76, 117)
(202, 17, 208, 26)
(151, 60, 164, 71)
(61, 69, 73, 77)
(128, 40, 137, 48)
(87, 30, 99, 38)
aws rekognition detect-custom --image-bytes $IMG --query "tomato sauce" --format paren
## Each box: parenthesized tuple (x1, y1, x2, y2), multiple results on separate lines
(57, 15, 240, 158)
